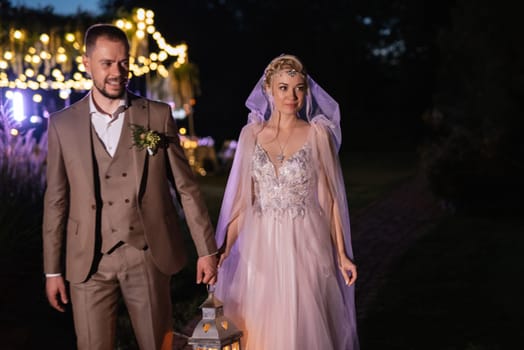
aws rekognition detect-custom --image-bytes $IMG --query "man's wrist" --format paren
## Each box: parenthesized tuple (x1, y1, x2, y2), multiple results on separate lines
(45, 273, 62, 278)
(200, 251, 218, 258)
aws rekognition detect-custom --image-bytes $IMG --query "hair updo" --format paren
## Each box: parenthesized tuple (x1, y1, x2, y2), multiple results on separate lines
(263, 54, 308, 90)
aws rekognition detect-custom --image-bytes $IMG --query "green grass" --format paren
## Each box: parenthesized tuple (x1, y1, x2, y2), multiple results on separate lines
(341, 151, 419, 211)
(358, 212, 524, 350)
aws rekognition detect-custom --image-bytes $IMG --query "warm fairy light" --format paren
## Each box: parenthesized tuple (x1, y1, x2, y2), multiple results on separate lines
(136, 30, 145, 40)
(136, 8, 146, 20)
(1, 8, 189, 92)
(13, 30, 23, 40)
(65, 33, 76, 42)
(33, 94, 43, 102)
(40, 33, 50, 44)
(157, 65, 168, 78)
(28, 81, 39, 90)
(59, 89, 70, 99)
(158, 51, 167, 61)
(51, 69, 62, 78)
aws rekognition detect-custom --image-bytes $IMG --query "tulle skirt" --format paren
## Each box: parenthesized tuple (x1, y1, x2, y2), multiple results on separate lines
(215, 208, 355, 350)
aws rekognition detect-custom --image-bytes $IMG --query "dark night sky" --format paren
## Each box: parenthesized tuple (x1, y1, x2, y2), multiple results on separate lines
(7, 0, 458, 153)
(125, 0, 450, 154)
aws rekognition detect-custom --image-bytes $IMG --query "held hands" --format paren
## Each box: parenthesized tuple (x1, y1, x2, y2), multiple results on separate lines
(196, 254, 218, 285)
(338, 254, 358, 287)
(45, 276, 68, 312)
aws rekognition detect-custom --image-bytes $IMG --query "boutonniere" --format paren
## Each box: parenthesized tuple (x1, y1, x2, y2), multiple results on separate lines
(130, 123, 162, 155)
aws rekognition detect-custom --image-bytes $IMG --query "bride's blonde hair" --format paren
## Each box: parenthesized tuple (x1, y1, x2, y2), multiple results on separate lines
(263, 54, 308, 90)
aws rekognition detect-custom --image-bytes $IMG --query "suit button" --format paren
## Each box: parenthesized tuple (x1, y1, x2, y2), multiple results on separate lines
(122, 172, 127, 177)
(91, 204, 96, 209)
(111, 228, 117, 232)
(108, 201, 113, 206)
(125, 198, 130, 203)
(129, 226, 134, 231)
(105, 175, 111, 179)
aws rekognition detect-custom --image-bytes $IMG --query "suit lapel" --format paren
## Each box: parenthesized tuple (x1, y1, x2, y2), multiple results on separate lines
(71, 96, 96, 199)
(127, 96, 148, 196)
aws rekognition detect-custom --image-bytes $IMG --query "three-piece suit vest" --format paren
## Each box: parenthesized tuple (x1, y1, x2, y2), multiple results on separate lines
(91, 121, 147, 254)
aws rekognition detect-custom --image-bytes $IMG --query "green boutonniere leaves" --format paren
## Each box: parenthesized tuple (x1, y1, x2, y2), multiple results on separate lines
(130, 123, 162, 155)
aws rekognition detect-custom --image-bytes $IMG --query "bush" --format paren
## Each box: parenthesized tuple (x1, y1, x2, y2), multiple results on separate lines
(420, 0, 524, 213)
(0, 98, 47, 259)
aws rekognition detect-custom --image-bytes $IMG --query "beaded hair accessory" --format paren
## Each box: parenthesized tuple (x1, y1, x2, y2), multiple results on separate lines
(286, 69, 298, 77)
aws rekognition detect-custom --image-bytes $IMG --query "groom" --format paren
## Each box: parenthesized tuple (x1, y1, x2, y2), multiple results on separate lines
(42, 23, 217, 350)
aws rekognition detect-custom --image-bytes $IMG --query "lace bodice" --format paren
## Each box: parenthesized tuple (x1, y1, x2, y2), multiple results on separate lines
(252, 143, 315, 218)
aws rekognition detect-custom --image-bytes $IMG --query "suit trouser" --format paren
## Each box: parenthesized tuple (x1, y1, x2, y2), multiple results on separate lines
(69, 243, 173, 350)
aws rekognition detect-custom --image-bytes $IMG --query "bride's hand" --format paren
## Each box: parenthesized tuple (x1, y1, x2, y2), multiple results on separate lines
(217, 244, 230, 268)
(338, 255, 357, 286)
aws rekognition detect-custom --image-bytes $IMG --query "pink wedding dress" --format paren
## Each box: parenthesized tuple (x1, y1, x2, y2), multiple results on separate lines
(215, 123, 359, 350)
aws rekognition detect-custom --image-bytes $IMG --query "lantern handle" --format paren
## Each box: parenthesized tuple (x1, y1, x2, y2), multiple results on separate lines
(207, 283, 216, 294)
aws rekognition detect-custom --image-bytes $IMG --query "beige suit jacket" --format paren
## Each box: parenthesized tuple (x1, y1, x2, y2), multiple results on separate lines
(43, 92, 217, 283)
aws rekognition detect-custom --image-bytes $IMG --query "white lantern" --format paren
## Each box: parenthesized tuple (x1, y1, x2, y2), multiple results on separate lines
(188, 285, 243, 350)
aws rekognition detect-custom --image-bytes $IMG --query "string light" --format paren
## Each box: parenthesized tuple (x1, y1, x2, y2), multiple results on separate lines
(0, 8, 188, 97)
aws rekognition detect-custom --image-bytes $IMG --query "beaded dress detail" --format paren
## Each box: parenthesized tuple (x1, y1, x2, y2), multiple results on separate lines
(252, 143, 309, 218)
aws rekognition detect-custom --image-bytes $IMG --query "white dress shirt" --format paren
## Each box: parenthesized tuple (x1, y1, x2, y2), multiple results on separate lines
(89, 94, 128, 157)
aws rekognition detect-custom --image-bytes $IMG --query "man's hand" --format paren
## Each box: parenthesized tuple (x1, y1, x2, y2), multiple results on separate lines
(45, 276, 68, 312)
(196, 254, 218, 285)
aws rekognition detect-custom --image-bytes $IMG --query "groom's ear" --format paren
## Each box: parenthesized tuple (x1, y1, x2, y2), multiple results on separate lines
(83, 55, 92, 78)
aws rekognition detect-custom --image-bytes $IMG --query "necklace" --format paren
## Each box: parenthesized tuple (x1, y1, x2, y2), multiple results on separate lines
(275, 118, 297, 164)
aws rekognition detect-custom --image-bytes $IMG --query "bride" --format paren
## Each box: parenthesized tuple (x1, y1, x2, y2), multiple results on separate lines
(214, 54, 359, 350)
